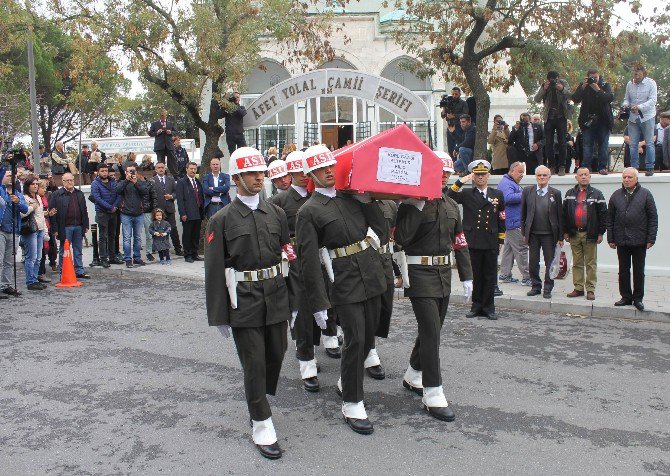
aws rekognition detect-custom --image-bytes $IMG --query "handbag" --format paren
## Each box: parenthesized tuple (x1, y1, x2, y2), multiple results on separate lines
(20, 212, 38, 236)
(67, 161, 79, 175)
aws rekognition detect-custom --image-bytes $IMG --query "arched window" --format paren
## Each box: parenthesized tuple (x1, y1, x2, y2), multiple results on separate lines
(380, 57, 431, 91)
(244, 60, 291, 95)
(318, 58, 357, 70)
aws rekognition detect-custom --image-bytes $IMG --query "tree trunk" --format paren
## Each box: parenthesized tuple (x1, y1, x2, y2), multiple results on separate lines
(200, 122, 223, 176)
(461, 59, 491, 161)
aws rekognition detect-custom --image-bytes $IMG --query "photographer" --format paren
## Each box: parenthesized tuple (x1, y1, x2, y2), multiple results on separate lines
(487, 115, 510, 174)
(453, 114, 475, 173)
(116, 165, 147, 268)
(440, 87, 469, 119)
(534, 71, 571, 176)
(572, 68, 614, 175)
(0, 165, 29, 298)
(622, 64, 658, 176)
(218, 91, 247, 154)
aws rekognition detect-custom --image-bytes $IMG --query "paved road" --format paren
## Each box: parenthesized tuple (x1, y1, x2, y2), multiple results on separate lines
(1, 274, 669, 475)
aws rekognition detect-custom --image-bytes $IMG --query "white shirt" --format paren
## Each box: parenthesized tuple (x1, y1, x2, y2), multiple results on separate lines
(291, 184, 308, 197)
(476, 186, 488, 198)
(656, 123, 665, 145)
(623, 77, 658, 123)
(315, 186, 336, 198)
(237, 193, 259, 210)
(211, 174, 221, 203)
(527, 124, 535, 149)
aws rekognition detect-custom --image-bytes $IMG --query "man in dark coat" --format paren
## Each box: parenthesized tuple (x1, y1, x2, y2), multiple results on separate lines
(521, 165, 563, 299)
(152, 162, 182, 255)
(395, 153, 472, 422)
(205, 146, 291, 459)
(148, 109, 178, 176)
(508, 113, 545, 174)
(217, 91, 247, 154)
(295, 144, 387, 436)
(176, 162, 204, 263)
(607, 167, 658, 311)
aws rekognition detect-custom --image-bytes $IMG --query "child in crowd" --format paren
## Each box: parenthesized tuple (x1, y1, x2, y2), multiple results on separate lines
(149, 208, 172, 265)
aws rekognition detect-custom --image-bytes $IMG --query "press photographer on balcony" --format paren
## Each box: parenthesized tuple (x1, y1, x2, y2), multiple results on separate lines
(534, 71, 571, 176)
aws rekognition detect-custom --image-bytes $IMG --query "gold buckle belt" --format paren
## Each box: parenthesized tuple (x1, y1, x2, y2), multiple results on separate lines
(328, 238, 371, 259)
(235, 263, 282, 282)
(378, 240, 393, 255)
(406, 255, 451, 266)
(290, 236, 297, 246)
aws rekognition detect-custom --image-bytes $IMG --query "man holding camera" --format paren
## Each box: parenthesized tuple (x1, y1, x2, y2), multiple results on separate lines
(218, 91, 247, 154)
(622, 65, 658, 176)
(116, 165, 148, 268)
(534, 72, 571, 176)
(572, 68, 614, 175)
(149, 109, 178, 176)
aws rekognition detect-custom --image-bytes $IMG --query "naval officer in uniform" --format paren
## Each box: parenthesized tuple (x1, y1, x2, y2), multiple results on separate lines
(295, 144, 387, 435)
(448, 159, 506, 319)
(395, 153, 473, 421)
(205, 146, 292, 460)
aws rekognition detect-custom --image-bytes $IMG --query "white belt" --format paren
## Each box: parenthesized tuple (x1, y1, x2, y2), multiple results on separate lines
(378, 240, 393, 255)
(406, 255, 451, 266)
(235, 263, 283, 282)
(328, 238, 371, 259)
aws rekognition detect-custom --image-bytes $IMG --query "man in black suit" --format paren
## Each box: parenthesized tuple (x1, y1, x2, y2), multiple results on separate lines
(149, 109, 178, 176)
(153, 162, 183, 256)
(217, 91, 247, 154)
(176, 162, 204, 262)
(521, 165, 563, 298)
(508, 112, 544, 174)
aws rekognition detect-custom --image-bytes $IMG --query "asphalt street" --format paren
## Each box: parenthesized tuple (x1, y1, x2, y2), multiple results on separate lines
(1, 273, 669, 475)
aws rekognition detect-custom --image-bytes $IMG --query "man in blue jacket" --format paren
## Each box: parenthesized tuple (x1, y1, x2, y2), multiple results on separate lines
(497, 162, 530, 285)
(453, 114, 476, 173)
(91, 163, 122, 268)
(1, 167, 28, 297)
(202, 157, 230, 218)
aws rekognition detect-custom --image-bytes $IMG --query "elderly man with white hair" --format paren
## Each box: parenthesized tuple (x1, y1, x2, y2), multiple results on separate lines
(606, 167, 658, 311)
(50, 141, 72, 176)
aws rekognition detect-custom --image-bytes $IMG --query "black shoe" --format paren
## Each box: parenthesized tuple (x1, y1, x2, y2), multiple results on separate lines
(325, 347, 341, 359)
(633, 300, 645, 311)
(192, 255, 204, 261)
(486, 313, 498, 320)
(542, 291, 552, 299)
(527, 288, 541, 296)
(184, 257, 195, 263)
(465, 311, 479, 318)
(125, 261, 134, 268)
(76, 273, 91, 279)
(645, 170, 654, 177)
(494, 285, 503, 297)
(344, 416, 374, 435)
(366, 365, 385, 380)
(423, 404, 456, 422)
(146, 253, 155, 262)
(133, 259, 146, 266)
(403, 380, 423, 396)
(110, 258, 125, 265)
(37, 275, 52, 283)
(101, 260, 111, 268)
(615, 298, 632, 306)
(174, 249, 184, 256)
(2, 287, 21, 297)
(255, 442, 282, 460)
(303, 377, 320, 393)
(27, 282, 46, 290)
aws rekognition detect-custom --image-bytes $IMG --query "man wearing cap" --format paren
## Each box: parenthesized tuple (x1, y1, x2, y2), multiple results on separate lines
(266, 159, 291, 198)
(448, 159, 506, 319)
(205, 146, 292, 460)
(396, 152, 472, 421)
(202, 157, 230, 219)
(295, 144, 387, 435)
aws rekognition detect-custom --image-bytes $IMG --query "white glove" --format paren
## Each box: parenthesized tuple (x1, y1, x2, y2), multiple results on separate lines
(217, 325, 231, 338)
(401, 198, 425, 211)
(462, 280, 473, 303)
(351, 192, 372, 203)
(290, 310, 298, 329)
(313, 310, 328, 330)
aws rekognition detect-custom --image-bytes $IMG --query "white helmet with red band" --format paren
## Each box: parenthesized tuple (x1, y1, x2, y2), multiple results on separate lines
(435, 150, 454, 173)
(302, 144, 337, 174)
(285, 151, 305, 173)
(267, 159, 288, 180)
(229, 147, 267, 175)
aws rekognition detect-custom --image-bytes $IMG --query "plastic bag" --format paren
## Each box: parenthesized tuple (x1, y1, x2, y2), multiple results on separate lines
(549, 243, 569, 279)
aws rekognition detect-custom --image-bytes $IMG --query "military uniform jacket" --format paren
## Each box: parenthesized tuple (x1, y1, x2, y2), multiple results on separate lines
(269, 187, 309, 312)
(396, 194, 473, 298)
(374, 200, 398, 285)
(295, 191, 387, 312)
(205, 197, 291, 328)
(447, 184, 506, 250)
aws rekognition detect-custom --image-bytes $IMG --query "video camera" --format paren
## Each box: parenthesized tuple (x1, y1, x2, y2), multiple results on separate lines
(438, 94, 459, 114)
(618, 106, 643, 121)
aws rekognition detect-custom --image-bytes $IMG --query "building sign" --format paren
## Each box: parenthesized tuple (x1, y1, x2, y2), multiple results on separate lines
(376, 147, 422, 186)
(86, 136, 197, 157)
(243, 68, 431, 128)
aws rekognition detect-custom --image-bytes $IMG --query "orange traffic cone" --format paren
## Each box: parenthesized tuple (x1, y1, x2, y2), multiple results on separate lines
(56, 239, 83, 288)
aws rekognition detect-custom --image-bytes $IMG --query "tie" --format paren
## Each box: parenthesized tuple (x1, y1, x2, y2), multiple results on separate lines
(161, 177, 165, 186)
(537, 189, 544, 197)
(192, 179, 201, 206)
(480, 191, 486, 199)
(161, 121, 166, 129)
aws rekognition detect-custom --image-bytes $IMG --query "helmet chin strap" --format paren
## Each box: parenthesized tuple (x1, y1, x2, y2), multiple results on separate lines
(234, 174, 255, 196)
(310, 171, 326, 188)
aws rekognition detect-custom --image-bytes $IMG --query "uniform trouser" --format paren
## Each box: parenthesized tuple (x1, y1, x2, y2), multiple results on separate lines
(336, 296, 381, 403)
(617, 245, 646, 301)
(409, 296, 450, 388)
(570, 231, 597, 292)
(96, 211, 117, 261)
(470, 248, 498, 315)
(529, 233, 556, 291)
(232, 321, 288, 422)
(499, 228, 530, 279)
(182, 219, 202, 258)
(376, 258, 395, 339)
(295, 306, 322, 362)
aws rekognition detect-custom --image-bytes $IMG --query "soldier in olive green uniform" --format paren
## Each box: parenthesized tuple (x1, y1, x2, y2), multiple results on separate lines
(395, 153, 473, 422)
(363, 199, 398, 380)
(295, 145, 387, 435)
(205, 147, 292, 460)
(448, 159, 506, 320)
